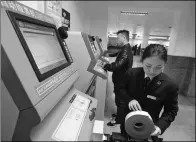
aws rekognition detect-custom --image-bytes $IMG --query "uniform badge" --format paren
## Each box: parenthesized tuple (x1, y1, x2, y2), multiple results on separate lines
(157, 81, 161, 86)
(147, 95, 157, 100)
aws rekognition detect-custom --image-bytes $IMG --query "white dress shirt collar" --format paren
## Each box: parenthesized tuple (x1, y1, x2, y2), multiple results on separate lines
(145, 73, 153, 80)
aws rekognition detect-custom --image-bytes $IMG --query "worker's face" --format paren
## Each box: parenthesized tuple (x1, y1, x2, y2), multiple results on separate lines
(142, 56, 165, 79)
(117, 33, 125, 47)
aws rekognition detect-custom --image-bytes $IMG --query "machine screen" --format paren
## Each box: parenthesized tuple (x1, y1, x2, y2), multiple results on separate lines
(18, 21, 68, 74)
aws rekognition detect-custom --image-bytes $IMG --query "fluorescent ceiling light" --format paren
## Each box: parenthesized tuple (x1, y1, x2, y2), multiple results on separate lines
(121, 11, 149, 16)
(149, 35, 169, 40)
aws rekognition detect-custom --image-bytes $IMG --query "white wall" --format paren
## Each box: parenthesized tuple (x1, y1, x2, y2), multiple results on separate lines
(84, 1, 109, 50)
(172, 1, 195, 57)
(62, 1, 89, 32)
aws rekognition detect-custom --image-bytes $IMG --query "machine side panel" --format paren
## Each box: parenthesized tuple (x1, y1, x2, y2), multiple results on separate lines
(66, 32, 94, 92)
(1, 9, 42, 106)
(1, 80, 19, 141)
(1, 44, 33, 110)
(94, 77, 107, 121)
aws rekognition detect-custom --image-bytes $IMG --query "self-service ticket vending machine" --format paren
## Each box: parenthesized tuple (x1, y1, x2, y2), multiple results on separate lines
(82, 33, 109, 80)
(65, 32, 108, 140)
(1, 1, 97, 141)
(60, 31, 95, 93)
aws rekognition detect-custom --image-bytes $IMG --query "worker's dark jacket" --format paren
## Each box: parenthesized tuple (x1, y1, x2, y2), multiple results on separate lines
(118, 67, 179, 134)
(106, 43, 133, 92)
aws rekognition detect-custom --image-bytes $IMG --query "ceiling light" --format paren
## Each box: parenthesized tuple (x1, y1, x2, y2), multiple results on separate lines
(149, 35, 169, 40)
(121, 11, 149, 16)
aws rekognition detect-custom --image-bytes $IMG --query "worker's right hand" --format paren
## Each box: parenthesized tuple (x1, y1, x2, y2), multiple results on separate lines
(103, 64, 110, 71)
(128, 99, 142, 111)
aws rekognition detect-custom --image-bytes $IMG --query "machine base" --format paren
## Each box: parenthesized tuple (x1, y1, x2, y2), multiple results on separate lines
(103, 132, 163, 142)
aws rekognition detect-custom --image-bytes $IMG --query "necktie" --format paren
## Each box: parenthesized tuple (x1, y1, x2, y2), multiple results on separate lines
(144, 77, 151, 90)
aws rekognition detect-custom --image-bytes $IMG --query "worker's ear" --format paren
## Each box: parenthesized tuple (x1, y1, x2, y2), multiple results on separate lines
(123, 35, 127, 41)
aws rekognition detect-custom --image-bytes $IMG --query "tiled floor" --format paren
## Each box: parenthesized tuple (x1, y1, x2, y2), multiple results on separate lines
(104, 56, 195, 141)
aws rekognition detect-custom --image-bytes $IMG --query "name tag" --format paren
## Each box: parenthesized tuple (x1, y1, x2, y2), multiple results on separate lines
(147, 95, 157, 100)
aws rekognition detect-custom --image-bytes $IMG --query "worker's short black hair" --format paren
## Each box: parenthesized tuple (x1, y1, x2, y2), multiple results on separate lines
(141, 44, 168, 63)
(116, 29, 129, 41)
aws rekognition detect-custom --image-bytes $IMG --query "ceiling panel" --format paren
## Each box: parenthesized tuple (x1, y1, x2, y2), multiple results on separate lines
(108, 8, 175, 37)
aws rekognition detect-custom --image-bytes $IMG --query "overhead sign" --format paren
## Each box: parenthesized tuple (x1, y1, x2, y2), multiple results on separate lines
(62, 8, 70, 31)
(1, 1, 54, 25)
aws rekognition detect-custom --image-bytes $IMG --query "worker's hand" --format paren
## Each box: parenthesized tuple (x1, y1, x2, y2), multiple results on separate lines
(151, 125, 161, 136)
(128, 99, 142, 111)
(103, 64, 110, 71)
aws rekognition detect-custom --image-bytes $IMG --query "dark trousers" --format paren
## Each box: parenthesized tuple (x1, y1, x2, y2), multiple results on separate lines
(112, 73, 129, 130)
(114, 89, 130, 132)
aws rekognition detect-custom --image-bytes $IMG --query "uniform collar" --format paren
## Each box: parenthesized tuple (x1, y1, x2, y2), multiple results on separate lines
(143, 71, 165, 92)
(140, 67, 165, 81)
(144, 73, 153, 80)
(144, 72, 165, 81)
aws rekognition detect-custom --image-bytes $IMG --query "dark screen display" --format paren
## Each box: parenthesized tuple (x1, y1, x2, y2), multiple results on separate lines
(18, 21, 68, 74)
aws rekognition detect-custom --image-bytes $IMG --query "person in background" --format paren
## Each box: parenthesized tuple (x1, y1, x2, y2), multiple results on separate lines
(133, 44, 137, 56)
(118, 44, 179, 140)
(103, 29, 133, 127)
(138, 44, 141, 55)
